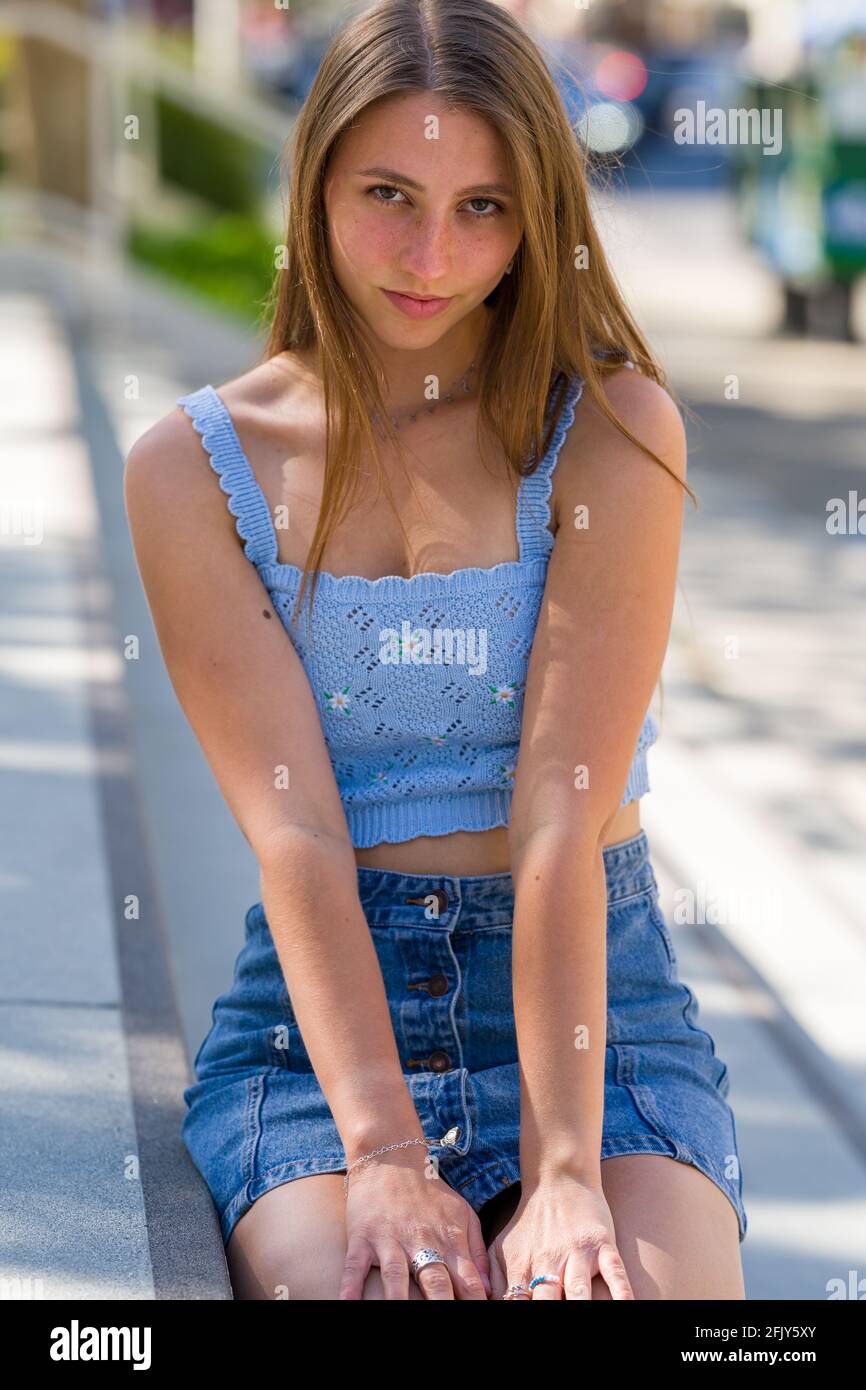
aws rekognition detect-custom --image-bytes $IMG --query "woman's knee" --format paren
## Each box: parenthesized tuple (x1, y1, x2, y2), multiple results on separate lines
(225, 1173, 429, 1300)
(226, 1173, 350, 1300)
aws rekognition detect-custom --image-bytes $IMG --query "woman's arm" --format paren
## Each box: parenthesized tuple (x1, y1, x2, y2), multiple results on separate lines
(506, 368, 687, 1188)
(123, 410, 426, 1168)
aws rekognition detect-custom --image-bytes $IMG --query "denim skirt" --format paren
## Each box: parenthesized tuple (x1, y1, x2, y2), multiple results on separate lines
(181, 829, 747, 1247)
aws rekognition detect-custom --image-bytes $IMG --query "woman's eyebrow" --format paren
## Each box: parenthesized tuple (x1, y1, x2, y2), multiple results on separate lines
(355, 165, 513, 197)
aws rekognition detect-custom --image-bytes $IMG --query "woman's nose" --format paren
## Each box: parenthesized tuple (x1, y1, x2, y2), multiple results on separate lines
(397, 222, 453, 280)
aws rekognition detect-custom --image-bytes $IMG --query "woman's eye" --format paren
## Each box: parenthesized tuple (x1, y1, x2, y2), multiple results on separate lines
(464, 197, 503, 219)
(365, 185, 503, 219)
(367, 184, 406, 207)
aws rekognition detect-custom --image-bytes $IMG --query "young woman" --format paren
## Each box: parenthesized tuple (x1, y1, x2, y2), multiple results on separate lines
(125, 0, 747, 1300)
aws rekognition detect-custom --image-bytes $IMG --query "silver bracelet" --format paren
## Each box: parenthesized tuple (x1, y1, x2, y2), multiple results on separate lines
(343, 1126, 460, 1193)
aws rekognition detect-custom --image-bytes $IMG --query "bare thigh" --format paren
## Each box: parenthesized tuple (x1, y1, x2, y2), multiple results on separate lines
(226, 1173, 428, 1300)
(481, 1154, 745, 1300)
(226, 1154, 745, 1301)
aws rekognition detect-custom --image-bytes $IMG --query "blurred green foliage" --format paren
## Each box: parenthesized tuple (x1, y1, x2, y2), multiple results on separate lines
(134, 84, 278, 215)
(127, 211, 277, 325)
(125, 83, 284, 323)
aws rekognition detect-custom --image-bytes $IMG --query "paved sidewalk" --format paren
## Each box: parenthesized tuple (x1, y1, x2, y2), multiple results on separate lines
(0, 249, 248, 1298)
(609, 189, 866, 1296)
(1, 200, 864, 1298)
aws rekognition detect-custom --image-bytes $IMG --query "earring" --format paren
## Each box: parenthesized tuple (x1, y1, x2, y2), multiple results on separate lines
(505, 258, 514, 274)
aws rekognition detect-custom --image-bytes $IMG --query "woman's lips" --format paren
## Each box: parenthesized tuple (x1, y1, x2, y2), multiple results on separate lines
(381, 288, 453, 319)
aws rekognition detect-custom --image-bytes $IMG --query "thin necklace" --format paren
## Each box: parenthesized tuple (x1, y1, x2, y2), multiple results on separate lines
(371, 360, 478, 432)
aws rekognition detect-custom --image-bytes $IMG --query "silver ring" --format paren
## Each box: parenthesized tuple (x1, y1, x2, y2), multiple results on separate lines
(410, 1248, 447, 1280)
(502, 1282, 532, 1300)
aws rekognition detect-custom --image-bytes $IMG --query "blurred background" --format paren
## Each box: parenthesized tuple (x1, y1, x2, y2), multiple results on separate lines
(1, 0, 864, 1301)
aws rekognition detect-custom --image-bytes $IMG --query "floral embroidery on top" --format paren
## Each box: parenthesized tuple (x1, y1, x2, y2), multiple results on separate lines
(397, 628, 427, 661)
(369, 765, 395, 784)
(324, 686, 352, 713)
(498, 760, 517, 786)
(488, 682, 518, 706)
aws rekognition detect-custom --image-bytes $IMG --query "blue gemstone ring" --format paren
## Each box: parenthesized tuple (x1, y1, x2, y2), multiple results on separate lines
(529, 1274, 564, 1290)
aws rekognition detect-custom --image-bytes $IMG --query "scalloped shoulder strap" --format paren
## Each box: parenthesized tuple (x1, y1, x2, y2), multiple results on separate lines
(176, 385, 279, 568)
(516, 373, 585, 563)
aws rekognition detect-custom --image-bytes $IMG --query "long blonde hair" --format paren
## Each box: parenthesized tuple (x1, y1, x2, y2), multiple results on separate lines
(259, 0, 696, 636)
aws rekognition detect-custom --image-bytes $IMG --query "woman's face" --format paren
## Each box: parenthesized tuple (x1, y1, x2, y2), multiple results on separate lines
(323, 91, 522, 351)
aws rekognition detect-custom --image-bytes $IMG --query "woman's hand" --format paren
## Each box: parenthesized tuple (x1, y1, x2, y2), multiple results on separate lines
(339, 1149, 492, 1300)
(487, 1174, 635, 1300)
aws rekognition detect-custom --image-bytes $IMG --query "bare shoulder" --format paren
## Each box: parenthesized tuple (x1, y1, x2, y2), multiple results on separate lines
(123, 350, 313, 535)
(553, 366, 687, 524)
(123, 393, 215, 530)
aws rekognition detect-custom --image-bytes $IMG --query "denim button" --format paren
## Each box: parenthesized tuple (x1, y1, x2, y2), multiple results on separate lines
(408, 974, 449, 997)
(428, 1050, 452, 1072)
(403, 889, 449, 915)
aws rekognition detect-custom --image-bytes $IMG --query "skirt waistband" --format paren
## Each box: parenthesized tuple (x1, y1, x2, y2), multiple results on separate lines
(354, 829, 656, 929)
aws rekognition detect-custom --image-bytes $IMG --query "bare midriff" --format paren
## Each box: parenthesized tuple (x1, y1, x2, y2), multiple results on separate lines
(352, 797, 642, 875)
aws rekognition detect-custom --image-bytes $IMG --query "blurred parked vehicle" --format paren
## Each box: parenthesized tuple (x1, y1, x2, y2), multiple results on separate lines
(732, 2, 866, 340)
(549, 36, 742, 190)
(628, 45, 742, 188)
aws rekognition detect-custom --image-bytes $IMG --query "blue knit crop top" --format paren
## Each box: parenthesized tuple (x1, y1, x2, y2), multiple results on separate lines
(177, 373, 658, 848)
